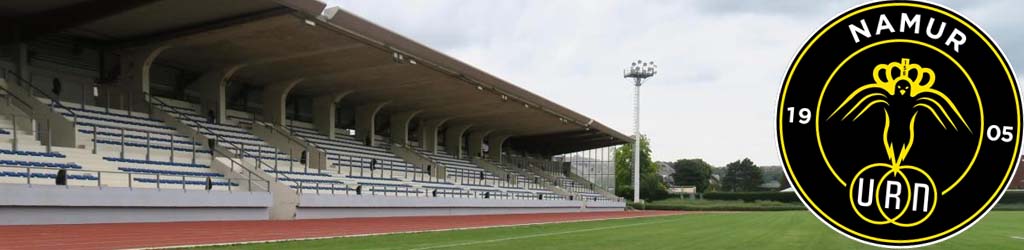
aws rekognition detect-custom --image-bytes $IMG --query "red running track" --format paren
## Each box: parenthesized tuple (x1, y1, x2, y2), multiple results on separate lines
(0, 211, 685, 250)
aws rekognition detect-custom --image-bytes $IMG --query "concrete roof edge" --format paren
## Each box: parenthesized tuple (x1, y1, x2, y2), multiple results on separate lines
(270, 0, 326, 18)
(266, 1, 631, 147)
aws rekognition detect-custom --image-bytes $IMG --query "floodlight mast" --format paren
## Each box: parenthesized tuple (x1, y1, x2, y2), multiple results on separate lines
(623, 60, 657, 203)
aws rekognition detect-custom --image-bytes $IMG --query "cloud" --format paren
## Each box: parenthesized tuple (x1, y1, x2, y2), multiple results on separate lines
(325, 0, 1023, 167)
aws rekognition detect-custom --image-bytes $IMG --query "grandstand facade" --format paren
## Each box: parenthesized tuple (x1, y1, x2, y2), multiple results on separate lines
(0, 0, 628, 224)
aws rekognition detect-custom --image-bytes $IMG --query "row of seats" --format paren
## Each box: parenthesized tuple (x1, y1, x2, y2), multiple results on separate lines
(80, 129, 200, 146)
(94, 139, 212, 154)
(133, 177, 236, 186)
(117, 167, 223, 177)
(60, 105, 163, 123)
(0, 149, 65, 158)
(0, 171, 98, 180)
(0, 159, 81, 169)
(58, 110, 176, 131)
(103, 157, 208, 169)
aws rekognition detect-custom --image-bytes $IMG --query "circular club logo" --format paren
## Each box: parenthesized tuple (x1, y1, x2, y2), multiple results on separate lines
(777, 1, 1020, 247)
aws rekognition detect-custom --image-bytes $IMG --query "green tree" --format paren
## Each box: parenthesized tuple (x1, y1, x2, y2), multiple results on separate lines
(614, 135, 666, 201)
(722, 158, 763, 192)
(671, 159, 713, 194)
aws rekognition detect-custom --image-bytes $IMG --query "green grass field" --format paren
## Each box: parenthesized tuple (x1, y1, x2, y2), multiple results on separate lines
(190, 211, 1024, 250)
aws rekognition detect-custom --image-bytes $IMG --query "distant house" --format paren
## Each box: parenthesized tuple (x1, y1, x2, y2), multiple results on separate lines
(657, 162, 675, 186)
(709, 174, 721, 191)
(759, 180, 781, 190)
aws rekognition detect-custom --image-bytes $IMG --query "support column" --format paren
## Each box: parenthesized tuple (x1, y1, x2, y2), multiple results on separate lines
(12, 43, 28, 83)
(261, 79, 302, 126)
(312, 91, 351, 139)
(487, 134, 512, 162)
(389, 110, 420, 146)
(444, 123, 473, 158)
(109, 46, 169, 111)
(355, 102, 388, 147)
(417, 118, 447, 153)
(196, 66, 242, 123)
(467, 130, 492, 159)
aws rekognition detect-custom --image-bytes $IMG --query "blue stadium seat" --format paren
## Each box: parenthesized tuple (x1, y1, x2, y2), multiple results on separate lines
(117, 167, 223, 177)
(79, 129, 200, 146)
(102, 157, 208, 168)
(133, 177, 237, 186)
(93, 139, 212, 154)
(0, 149, 66, 158)
(0, 159, 81, 169)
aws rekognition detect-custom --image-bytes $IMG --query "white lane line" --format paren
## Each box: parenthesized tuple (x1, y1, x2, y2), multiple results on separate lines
(1012, 236, 1024, 240)
(137, 212, 685, 250)
(407, 217, 685, 250)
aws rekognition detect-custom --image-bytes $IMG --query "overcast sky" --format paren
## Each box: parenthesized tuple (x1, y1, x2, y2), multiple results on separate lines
(325, 0, 1023, 167)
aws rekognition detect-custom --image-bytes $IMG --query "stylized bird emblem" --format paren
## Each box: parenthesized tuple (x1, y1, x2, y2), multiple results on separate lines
(828, 59, 970, 167)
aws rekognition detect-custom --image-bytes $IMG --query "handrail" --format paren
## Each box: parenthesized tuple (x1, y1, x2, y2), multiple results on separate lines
(269, 122, 314, 151)
(3, 70, 81, 125)
(147, 95, 288, 187)
(0, 165, 270, 193)
(267, 122, 332, 171)
(0, 81, 35, 115)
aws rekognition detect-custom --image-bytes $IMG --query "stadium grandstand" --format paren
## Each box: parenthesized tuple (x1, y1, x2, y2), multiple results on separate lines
(0, 0, 628, 225)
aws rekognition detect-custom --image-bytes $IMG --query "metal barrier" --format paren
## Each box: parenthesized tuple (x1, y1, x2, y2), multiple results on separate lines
(287, 179, 560, 200)
(0, 165, 269, 192)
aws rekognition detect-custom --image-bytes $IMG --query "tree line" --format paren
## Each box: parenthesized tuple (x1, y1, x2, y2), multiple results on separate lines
(614, 135, 790, 202)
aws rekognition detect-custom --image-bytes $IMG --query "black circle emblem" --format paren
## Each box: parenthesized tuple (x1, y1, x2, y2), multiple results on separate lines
(777, 1, 1020, 247)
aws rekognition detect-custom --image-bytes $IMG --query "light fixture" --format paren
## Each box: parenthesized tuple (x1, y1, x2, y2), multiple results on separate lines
(392, 52, 404, 63)
(304, 19, 317, 27)
(501, 95, 508, 101)
(623, 59, 658, 203)
(476, 86, 484, 91)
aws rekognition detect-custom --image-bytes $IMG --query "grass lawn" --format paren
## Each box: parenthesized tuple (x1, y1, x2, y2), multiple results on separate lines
(186, 211, 1024, 250)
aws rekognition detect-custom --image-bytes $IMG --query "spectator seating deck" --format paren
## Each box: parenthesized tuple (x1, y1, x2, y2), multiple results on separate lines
(23, 98, 239, 191)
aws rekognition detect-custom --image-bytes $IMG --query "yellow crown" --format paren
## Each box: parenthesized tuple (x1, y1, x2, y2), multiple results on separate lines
(873, 58, 936, 96)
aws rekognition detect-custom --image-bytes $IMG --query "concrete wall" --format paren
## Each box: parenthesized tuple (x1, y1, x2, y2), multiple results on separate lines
(0, 184, 625, 224)
(0, 184, 272, 225)
(295, 195, 624, 219)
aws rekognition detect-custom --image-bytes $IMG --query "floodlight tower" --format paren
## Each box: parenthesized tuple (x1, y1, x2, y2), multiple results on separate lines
(623, 60, 657, 203)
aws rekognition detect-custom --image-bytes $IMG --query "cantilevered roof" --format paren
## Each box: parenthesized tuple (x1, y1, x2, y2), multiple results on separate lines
(0, 0, 631, 155)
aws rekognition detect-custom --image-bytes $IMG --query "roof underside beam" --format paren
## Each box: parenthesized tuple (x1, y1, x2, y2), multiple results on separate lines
(0, 0, 163, 43)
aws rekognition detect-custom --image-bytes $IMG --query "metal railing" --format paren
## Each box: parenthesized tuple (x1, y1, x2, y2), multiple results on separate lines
(0, 113, 37, 151)
(3, 69, 81, 126)
(1, 70, 79, 153)
(147, 95, 277, 191)
(0, 165, 269, 192)
(80, 123, 204, 161)
(287, 180, 569, 201)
